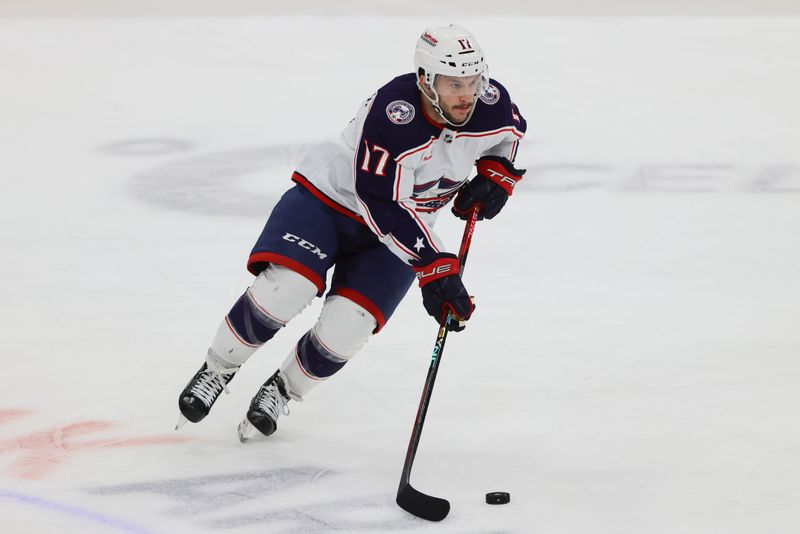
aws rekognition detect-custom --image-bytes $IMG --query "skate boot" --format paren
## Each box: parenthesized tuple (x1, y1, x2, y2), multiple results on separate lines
(176, 350, 239, 429)
(237, 370, 294, 442)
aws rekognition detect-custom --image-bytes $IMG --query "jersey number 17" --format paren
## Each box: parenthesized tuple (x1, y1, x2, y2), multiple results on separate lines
(360, 141, 391, 177)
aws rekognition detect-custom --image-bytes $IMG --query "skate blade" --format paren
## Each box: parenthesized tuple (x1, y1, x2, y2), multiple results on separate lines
(175, 414, 189, 431)
(237, 418, 258, 443)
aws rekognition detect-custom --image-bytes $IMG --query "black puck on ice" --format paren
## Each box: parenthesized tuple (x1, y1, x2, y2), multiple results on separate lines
(485, 491, 511, 505)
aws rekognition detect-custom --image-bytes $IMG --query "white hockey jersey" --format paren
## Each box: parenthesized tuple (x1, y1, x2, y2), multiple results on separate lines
(292, 73, 526, 265)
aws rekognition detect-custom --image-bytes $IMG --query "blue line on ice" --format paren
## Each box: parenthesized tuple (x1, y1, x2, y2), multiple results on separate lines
(0, 488, 158, 534)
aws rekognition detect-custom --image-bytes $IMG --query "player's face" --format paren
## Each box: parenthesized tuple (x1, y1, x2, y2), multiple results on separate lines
(433, 74, 482, 124)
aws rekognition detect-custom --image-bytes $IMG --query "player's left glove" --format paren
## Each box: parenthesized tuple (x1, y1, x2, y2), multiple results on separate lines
(411, 253, 475, 332)
(452, 155, 525, 221)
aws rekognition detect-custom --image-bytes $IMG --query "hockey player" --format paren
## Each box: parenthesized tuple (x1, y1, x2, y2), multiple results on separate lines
(177, 24, 527, 441)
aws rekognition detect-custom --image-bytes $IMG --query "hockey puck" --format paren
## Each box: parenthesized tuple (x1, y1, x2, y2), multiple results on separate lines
(485, 491, 511, 505)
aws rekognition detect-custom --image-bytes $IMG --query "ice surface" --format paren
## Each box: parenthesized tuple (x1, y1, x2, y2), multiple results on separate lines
(1, 15, 799, 534)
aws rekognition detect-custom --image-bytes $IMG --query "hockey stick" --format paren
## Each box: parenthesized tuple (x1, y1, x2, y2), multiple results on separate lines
(396, 207, 479, 522)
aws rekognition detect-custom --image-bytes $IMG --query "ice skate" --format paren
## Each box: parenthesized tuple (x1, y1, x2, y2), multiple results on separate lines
(176, 350, 239, 429)
(238, 370, 292, 442)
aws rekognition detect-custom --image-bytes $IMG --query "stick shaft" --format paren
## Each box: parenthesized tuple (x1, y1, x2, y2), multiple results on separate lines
(399, 209, 479, 484)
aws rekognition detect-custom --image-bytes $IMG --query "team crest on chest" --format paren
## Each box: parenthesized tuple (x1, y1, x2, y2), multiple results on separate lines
(386, 100, 416, 125)
(479, 84, 500, 105)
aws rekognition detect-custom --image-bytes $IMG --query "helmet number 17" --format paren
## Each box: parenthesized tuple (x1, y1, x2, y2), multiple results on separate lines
(457, 38, 473, 50)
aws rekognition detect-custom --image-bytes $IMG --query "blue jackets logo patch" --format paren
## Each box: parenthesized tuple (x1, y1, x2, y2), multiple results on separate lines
(386, 100, 416, 125)
(479, 84, 500, 105)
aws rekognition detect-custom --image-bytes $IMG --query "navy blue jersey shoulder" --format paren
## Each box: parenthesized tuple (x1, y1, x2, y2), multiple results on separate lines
(460, 78, 527, 135)
(360, 74, 526, 159)
(361, 73, 441, 157)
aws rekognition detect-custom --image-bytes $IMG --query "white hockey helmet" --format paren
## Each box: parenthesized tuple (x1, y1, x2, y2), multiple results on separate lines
(414, 24, 489, 126)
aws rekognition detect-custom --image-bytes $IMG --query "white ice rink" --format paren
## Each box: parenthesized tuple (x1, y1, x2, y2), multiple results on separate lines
(1, 11, 800, 534)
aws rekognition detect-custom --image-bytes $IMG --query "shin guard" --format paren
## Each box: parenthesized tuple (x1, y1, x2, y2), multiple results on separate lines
(280, 295, 377, 398)
(212, 264, 317, 366)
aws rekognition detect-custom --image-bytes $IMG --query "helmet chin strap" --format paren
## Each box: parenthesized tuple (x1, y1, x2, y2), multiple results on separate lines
(416, 78, 476, 128)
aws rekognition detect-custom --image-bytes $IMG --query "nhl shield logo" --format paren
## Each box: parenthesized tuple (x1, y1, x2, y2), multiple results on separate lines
(386, 100, 416, 125)
(479, 84, 500, 105)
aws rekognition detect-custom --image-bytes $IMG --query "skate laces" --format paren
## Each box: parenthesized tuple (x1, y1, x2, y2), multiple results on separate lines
(255, 380, 291, 419)
(190, 358, 238, 407)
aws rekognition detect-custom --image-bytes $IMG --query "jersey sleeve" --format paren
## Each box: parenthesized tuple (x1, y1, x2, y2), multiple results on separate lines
(352, 103, 443, 265)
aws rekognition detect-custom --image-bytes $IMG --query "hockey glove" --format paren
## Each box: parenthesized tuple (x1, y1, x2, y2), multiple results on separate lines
(452, 155, 526, 221)
(411, 253, 475, 332)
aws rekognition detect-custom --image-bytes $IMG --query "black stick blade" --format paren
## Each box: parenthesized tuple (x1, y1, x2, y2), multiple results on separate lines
(396, 483, 450, 522)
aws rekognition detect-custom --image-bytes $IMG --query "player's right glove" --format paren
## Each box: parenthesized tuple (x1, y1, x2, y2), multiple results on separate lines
(452, 155, 526, 221)
(411, 252, 475, 332)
